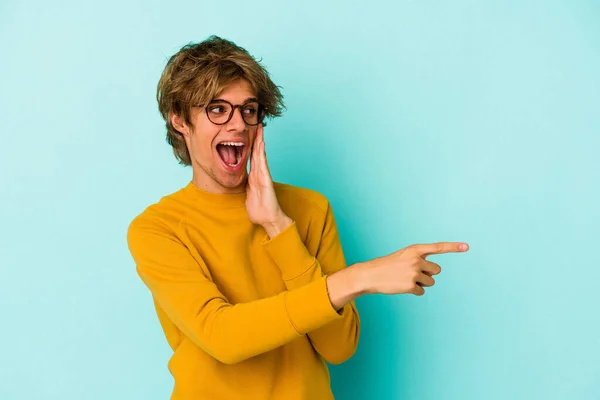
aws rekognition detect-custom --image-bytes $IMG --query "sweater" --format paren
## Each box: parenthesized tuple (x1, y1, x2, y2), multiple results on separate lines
(126, 181, 360, 400)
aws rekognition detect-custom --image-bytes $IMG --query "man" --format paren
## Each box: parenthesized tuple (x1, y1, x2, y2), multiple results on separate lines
(127, 35, 469, 400)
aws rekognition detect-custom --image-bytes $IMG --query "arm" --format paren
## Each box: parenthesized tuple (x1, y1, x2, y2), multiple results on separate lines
(262, 202, 361, 364)
(245, 125, 468, 362)
(127, 215, 345, 365)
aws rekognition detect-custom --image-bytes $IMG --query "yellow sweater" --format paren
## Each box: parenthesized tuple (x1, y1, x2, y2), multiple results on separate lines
(127, 181, 360, 400)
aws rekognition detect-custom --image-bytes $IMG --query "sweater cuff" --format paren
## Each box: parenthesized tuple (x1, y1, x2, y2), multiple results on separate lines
(262, 221, 316, 281)
(284, 277, 342, 334)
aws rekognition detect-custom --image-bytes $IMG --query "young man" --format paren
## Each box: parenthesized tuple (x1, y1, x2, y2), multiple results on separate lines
(127, 36, 469, 400)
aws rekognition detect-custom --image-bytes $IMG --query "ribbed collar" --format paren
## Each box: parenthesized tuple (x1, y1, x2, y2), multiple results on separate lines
(182, 181, 247, 208)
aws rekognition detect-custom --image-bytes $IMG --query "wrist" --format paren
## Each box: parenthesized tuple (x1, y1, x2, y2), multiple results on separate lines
(349, 262, 374, 295)
(326, 263, 370, 311)
(263, 213, 293, 239)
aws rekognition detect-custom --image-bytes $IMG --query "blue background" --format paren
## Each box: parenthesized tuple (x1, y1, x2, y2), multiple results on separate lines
(1, 1, 599, 399)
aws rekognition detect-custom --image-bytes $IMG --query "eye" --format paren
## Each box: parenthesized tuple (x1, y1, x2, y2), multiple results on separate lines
(242, 104, 258, 115)
(208, 104, 228, 114)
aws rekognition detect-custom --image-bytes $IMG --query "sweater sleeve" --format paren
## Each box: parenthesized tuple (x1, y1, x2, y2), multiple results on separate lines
(262, 202, 360, 365)
(127, 214, 343, 365)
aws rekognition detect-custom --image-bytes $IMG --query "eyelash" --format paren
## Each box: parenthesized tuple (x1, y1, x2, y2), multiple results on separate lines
(208, 106, 257, 114)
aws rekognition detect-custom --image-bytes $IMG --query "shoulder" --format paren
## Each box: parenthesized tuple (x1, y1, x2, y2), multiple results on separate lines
(273, 182, 331, 218)
(127, 186, 189, 237)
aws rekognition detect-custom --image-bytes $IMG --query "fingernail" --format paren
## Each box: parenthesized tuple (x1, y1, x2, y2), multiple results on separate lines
(459, 243, 468, 251)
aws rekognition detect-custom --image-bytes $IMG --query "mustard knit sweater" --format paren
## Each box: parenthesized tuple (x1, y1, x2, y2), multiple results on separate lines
(127, 181, 360, 399)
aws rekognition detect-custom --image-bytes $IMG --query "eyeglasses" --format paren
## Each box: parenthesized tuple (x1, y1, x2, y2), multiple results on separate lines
(199, 99, 265, 126)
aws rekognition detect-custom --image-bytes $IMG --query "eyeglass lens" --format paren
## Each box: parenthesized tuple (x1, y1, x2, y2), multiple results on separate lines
(206, 101, 263, 125)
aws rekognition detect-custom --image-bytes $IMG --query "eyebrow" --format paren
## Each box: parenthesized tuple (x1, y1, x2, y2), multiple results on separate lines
(211, 97, 259, 104)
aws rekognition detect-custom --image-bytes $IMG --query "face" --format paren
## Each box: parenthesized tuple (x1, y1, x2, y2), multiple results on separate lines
(171, 80, 259, 194)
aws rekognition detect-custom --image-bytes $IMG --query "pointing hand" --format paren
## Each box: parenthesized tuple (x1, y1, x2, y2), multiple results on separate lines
(361, 242, 470, 296)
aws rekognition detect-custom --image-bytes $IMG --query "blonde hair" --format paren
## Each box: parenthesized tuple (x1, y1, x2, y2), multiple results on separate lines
(156, 35, 285, 165)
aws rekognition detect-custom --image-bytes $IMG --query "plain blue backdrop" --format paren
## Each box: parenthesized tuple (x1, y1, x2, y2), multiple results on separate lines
(1, 1, 599, 399)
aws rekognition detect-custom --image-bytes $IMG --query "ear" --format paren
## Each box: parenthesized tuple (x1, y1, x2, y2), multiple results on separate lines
(170, 112, 190, 137)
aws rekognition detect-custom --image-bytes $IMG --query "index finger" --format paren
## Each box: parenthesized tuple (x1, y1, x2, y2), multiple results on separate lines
(411, 242, 469, 257)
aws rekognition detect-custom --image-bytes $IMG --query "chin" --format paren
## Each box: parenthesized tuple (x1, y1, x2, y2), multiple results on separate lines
(218, 172, 248, 189)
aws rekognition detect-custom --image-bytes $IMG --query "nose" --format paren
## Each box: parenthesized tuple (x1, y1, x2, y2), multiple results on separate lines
(226, 106, 247, 131)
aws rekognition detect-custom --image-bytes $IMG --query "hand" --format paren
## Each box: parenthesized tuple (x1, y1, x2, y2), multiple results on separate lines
(359, 242, 469, 296)
(245, 124, 292, 237)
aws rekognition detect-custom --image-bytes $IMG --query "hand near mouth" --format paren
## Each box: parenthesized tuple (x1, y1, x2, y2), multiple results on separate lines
(246, 124, 293, 238)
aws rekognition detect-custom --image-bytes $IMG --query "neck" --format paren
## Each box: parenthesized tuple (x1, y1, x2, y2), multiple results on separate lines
(191, 170, 247, 194)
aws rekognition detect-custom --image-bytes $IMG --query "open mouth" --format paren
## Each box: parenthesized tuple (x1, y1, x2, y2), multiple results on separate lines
(216, 141, 245, 168)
